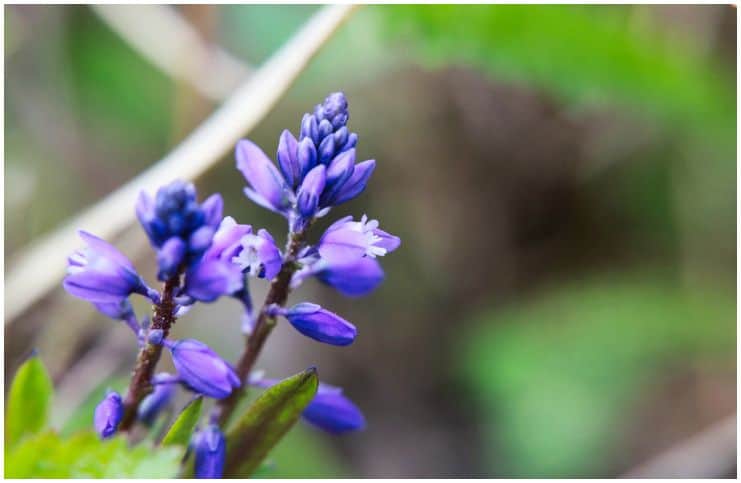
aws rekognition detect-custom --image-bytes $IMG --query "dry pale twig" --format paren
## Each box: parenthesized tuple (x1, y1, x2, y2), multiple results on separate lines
(623, 413, 736, 478)
(5, 4, 357, 323)
(91, 4, 250, 101)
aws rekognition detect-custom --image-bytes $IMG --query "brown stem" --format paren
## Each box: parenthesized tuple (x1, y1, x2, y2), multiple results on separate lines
(215, 231, 305, 427)
(119, 275, 179, 431)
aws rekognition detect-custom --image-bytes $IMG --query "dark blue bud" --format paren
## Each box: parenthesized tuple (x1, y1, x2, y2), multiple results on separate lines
(317, 119, 333, 142)
(300, 113, 319, 145)
(297, 165, 326, 219)
(138, 373, 176, 424)
(321, 150, 355, 206)
(333, 127, 349, 148)
(320, 92, 349, 126)
(277, 129, 300, 188)
(188, 226, 215, 256)
(157, 237, 186, 281)
(297, 137, 318, 178)
(94, 390, 123, 439)
(317, 135, 336, 165)
(343, 133, 358, 152)
(331, 112, 349, 130)
(192, 424, 226, 478)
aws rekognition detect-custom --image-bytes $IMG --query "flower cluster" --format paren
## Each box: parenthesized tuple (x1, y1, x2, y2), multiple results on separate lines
(66, 92, 399, 478)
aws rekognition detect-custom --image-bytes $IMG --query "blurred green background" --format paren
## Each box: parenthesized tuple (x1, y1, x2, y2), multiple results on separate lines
(5, 4, 736, 478)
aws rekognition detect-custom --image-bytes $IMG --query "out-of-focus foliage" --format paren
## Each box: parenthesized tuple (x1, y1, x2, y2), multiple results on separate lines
(261, 425, 350, 478)
(5, 430, 182, 478)
(6, 354, 54, 448)
(5, 357, 182, 478)
(380, 5, 734, 144)
(460, 274, 735, 476)
(224, 368, 319, 477)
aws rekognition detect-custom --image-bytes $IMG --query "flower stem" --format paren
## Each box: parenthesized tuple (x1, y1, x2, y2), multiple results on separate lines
(215, 230, 305, 427)
(119, 275, 179, 431)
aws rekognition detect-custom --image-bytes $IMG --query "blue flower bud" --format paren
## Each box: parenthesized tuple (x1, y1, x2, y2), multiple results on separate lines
(165, 339, 241, 399)
(156, 237, 186, 281)
(94, 390, 123, 439)
(283, 302, 357, 346)
(188, 225, 215, 256)
(148, 329, 164, 345)
(300, 113, 319, 145)
(343, 132, 358, 151)
(138, 373, 176, 424)
(320, 150, 356, 207)
(93, 298, 135, 320)
(332, 159, 374, 205)
(296, 165, 326, 219)
(184, 258, 244, 303)
(317, 135, 335, 165)
(297, 137, 318, 179)
(333, 126, 349, 148)
(317, 119, 333, 142)
(318, 92, 349, 127)
(192, 424, 226, 478)
(303, 383, 366, 434)
(276, 129, 300, 188)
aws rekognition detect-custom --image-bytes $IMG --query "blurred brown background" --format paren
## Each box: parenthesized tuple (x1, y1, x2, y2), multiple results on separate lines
(5, 4, 737, 477)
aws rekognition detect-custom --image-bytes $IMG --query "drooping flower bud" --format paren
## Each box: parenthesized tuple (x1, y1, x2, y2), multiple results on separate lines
(94, 390, 123, 439)
(282, 303, 356, 346)
(64, 231, 154, 305)
(302, 383, 366, 434)
(316, 257, 385, 297)
(137, 372, 176, 424)
(192, 424, 226, 478)
(164, 339, 240, 399)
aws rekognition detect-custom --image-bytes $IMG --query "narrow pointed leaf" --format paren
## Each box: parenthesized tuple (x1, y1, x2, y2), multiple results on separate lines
(6, 354, 54, 448)
(223, 367, 319, 477)
(160, 396, 203, 447)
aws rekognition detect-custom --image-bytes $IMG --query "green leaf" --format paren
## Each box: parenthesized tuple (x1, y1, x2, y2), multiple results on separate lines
(5, 430, 183, 478)
(6, 353, 54, 448)
(223, 367, 319, 477)
(161, 396, 203, 447)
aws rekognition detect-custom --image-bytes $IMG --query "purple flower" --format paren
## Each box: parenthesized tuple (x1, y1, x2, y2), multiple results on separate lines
(301, 93, 356, 164)
(302, 383, 366, 434)
(136, 180, 223, 280)
(318, 215, 400, 265)
(64, 231, 152, 304)
(203, 217, 252, 262)
(164, 339, 240, 399)
(137, 373, 177, 424)
(192, 424, 226, 478)
(94, 390, 123, 439)
(236, 140, 292, 214)
(232, 229, 282, 280)
(281, 302, 356, 346)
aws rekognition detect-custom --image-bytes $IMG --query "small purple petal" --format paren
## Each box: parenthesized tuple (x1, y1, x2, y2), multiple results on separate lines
(332, 159, 375, 205)
(303, 383, 366, 434)
(157, 237, 187, 281)
(317, 257, 385, 297)
(277, 129, 300, 188)
(236, 140, 289, 213)
(296, 165, 326, 219)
